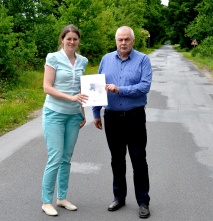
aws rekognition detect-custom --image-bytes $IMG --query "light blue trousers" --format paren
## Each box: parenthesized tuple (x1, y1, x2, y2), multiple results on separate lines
(42, 107, 83, 204)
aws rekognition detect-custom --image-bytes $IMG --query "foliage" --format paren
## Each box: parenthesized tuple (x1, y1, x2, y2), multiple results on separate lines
(185, 0, 213, 42)
(32, 14, 59, 68)
(144, 0, 168, 47)
(173, 44, 213, 74)
(167, 0, 201, 49)
(0, 0, 168, 86)
(0, 65, 98, 136)
(0, 70, 45, 136)
(191, 36, 213, 59)
(184, 0, 213, 61)
(167, 0, 213, 62)
(0, 5, 19, 86)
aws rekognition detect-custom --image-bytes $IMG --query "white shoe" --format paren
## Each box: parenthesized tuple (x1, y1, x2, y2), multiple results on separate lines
(57, 199, 77, 211)
(42, 204, 58, 216)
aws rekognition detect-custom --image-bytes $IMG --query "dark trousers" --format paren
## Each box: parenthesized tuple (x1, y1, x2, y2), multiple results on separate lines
(104, 106, 150, 206)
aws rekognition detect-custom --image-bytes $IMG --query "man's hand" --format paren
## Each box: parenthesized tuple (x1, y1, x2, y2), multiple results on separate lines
(94, 118, 103, 130)
(105, 84, 119, 94)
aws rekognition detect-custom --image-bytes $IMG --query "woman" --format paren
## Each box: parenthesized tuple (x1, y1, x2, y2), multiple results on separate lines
(41, 24, 88, 216)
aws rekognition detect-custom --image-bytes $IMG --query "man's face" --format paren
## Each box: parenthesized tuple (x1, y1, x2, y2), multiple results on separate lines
(115, 28, 135, 57)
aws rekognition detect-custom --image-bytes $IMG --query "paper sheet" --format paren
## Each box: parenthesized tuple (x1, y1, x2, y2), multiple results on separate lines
(80, 74, 108, 107)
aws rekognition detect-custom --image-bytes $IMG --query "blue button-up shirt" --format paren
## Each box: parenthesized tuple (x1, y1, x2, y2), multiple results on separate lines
(92, 49, 152, 118)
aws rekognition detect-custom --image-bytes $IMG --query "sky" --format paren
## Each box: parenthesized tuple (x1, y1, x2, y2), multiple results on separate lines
(161, 0, 169, 6)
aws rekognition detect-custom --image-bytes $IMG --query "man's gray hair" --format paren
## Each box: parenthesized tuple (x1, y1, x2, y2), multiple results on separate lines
(115, 26, 135, 39)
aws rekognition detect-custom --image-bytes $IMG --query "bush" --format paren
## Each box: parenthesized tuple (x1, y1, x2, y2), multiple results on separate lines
(0, 5, 20, 85)
(0, 4, 42, 86)
(192, 36, 213, 59)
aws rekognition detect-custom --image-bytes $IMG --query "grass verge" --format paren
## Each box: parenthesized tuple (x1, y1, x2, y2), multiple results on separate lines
(0, 65, 99, 136)
(0, 71, 45, 136)
(173, 44, 213, 78)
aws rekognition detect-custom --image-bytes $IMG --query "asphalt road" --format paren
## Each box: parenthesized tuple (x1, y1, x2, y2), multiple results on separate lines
(1, 45, 213, 221)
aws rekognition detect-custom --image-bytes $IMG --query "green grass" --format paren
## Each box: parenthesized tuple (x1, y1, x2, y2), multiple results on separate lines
(84, 64, 98, 75)
(0, 71, 45, 136)
(173, 44, 213, 77)
(0, 65, 98, 136)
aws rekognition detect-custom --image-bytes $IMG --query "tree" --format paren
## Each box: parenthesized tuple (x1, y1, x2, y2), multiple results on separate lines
(144, 0, 168, 47)
(57, 0, 112, 63)
(1, 0, 60, 63)
(185, 0, 213, 42)
(0, 0, 169, 85)
(167, 0, 201, 48)
(0, 4, 19, 86)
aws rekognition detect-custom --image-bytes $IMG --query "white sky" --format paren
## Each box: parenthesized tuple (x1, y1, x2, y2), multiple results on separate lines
(161, 0, 168, 5)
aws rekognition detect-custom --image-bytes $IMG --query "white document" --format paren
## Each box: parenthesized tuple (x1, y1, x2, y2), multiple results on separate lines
(80, 74, 108, 107)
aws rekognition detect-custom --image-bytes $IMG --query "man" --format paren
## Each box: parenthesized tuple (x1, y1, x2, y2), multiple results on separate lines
(92, 26, 152, 219)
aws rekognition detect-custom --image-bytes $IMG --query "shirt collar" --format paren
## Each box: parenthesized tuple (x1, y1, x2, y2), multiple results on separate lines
(116, 49, 134, 60)
(60, 48, 78, 58)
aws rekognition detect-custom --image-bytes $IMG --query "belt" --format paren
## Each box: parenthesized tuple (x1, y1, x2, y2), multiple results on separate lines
(105, 106, 145, 117)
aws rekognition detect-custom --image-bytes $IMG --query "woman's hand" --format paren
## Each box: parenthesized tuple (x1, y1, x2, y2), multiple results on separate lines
(80, 117, 86, 128)
(71, 94, 88, 104)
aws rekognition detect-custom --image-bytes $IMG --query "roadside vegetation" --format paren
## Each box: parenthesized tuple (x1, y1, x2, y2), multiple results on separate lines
(173, 45, 213, 77)
(0, 71, 44, 136)
(0, 65, 100, 137)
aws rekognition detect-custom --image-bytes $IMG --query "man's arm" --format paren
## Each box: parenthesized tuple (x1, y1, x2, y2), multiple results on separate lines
(92, 106, 103, 130)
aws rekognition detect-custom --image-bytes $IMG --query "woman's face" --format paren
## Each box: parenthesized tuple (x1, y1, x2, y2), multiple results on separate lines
(62, 31, 80, 53)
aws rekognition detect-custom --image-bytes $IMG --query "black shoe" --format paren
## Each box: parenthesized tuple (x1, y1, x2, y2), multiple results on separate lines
(108, 200, 125, 211)
(139, 205, 150, 219)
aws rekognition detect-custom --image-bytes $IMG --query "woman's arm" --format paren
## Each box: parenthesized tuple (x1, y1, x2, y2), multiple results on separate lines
(80, 105, 86, 128)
